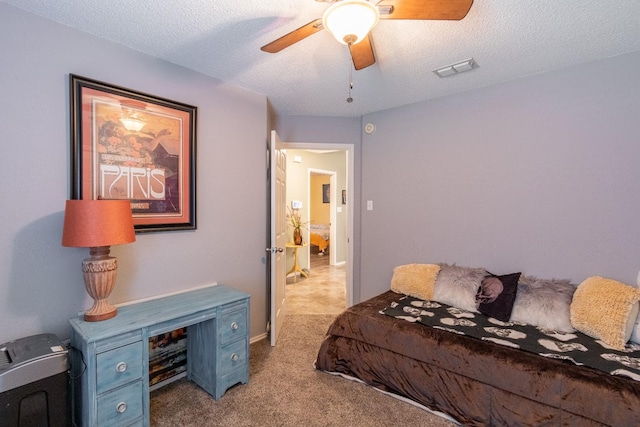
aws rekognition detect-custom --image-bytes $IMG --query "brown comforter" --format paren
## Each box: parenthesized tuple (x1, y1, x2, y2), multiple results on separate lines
(315, 291, 640, 426)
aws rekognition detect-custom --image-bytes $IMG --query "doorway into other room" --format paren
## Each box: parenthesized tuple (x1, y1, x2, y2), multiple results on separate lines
(283, 147, 351, 316)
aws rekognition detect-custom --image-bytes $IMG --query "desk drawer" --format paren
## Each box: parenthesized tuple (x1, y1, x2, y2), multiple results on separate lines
(97, 380, 143, 427)
(97, 341, 143, 393)
(220, 307, 248, 345)
(220, 339, 247, 373)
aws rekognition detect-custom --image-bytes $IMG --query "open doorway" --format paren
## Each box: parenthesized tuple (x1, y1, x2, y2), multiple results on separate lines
(282, 145, 353, 315)
(308, 169, 336, 265)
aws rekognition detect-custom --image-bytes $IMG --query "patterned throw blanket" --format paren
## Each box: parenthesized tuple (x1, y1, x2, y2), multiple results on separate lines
(382, 295, 640, 382)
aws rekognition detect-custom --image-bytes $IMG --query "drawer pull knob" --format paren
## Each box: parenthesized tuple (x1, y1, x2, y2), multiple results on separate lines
(116, 402, 127, 413)
(116, 362, 127, 373)
(231, 322, 239, 330)
(231, 353, 239, 362)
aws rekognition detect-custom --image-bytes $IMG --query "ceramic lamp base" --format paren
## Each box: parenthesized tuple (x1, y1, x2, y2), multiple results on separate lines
(84, 301, 117, 322)
(82, 246, 118, 322)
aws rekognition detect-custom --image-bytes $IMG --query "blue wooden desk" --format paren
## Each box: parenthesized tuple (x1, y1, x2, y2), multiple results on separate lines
(69, 285, 250, 426)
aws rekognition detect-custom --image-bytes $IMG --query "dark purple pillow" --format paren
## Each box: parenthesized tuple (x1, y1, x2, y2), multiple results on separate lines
(476, 272, 521, 322)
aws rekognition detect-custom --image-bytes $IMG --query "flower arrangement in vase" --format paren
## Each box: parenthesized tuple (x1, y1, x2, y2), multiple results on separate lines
(287, 206, 307, 245)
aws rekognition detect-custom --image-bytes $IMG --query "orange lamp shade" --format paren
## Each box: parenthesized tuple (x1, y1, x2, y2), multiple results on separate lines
(62, 200, 136, 248)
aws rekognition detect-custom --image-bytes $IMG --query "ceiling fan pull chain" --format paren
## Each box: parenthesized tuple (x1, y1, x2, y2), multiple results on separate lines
(347, 51, 354, 103)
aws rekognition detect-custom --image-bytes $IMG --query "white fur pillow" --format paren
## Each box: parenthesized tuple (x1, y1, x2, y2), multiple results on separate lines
(509, 275, 576, 332)
(432, 263, 487, 312)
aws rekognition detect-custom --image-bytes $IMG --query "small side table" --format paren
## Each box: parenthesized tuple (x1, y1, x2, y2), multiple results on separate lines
(286, 243, 309, 282)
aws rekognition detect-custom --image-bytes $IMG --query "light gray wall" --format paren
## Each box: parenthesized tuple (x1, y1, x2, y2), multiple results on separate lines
(0, 4, 268, 343)
(360, 51, 640, 300)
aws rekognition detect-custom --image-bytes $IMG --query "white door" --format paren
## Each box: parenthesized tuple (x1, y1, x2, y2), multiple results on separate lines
(269, 130, 287, 346)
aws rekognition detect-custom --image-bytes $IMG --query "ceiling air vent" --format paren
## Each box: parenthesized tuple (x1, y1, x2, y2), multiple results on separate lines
(433, 58, 478, 78)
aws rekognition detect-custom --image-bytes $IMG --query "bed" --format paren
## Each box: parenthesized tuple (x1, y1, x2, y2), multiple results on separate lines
(309, 223, 330, 253)
(315, 264, 640, 426)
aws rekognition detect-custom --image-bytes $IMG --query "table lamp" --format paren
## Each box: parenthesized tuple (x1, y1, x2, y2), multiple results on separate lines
(62, 199, 136, 321)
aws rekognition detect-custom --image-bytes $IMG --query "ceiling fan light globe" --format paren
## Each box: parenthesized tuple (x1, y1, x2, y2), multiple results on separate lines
(322, 0, 379, 45)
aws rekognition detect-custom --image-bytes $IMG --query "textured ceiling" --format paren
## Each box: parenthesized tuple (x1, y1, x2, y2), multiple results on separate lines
(4, 0, 640, 117)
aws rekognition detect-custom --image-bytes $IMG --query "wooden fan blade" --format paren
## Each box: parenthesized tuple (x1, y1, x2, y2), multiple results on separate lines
(349, 35, 376, 70)
(378, 0, 473, 20)
(261, 19, 323, 53)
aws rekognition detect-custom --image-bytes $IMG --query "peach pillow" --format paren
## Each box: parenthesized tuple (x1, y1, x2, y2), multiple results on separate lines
(570, 276, 640, 350)
(391, 264, 441, 301)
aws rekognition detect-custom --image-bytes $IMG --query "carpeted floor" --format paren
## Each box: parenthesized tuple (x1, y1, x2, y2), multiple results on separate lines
(150, 314, 456, 426)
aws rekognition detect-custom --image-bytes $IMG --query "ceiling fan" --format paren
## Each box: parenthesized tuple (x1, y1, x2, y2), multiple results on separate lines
(261, 0, 474, 71)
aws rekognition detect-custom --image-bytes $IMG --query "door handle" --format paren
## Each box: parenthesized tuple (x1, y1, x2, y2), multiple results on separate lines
(265, 247, 284, 253)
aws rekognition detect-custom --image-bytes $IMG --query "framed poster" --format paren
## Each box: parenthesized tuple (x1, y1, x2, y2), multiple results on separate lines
(322, 184, 330, 203)
(70, 74, 197, 232)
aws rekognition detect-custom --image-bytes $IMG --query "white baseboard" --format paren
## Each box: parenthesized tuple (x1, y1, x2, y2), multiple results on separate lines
(250, 333, 268, 344)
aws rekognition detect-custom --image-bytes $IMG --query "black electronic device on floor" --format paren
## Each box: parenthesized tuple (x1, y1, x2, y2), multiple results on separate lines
(0, 333, 69, 427)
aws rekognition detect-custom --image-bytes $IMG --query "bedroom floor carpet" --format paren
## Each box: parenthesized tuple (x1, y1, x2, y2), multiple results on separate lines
(150, 313, 456, 426)
(150, 258, 456, 426)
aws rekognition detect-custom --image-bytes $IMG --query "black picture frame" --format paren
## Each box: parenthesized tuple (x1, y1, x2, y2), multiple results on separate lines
(70, 74, 197, 232)
(322, 184, 330, 203)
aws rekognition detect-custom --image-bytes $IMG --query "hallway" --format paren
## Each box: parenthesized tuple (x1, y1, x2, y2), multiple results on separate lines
(286, 252, 346, 315)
